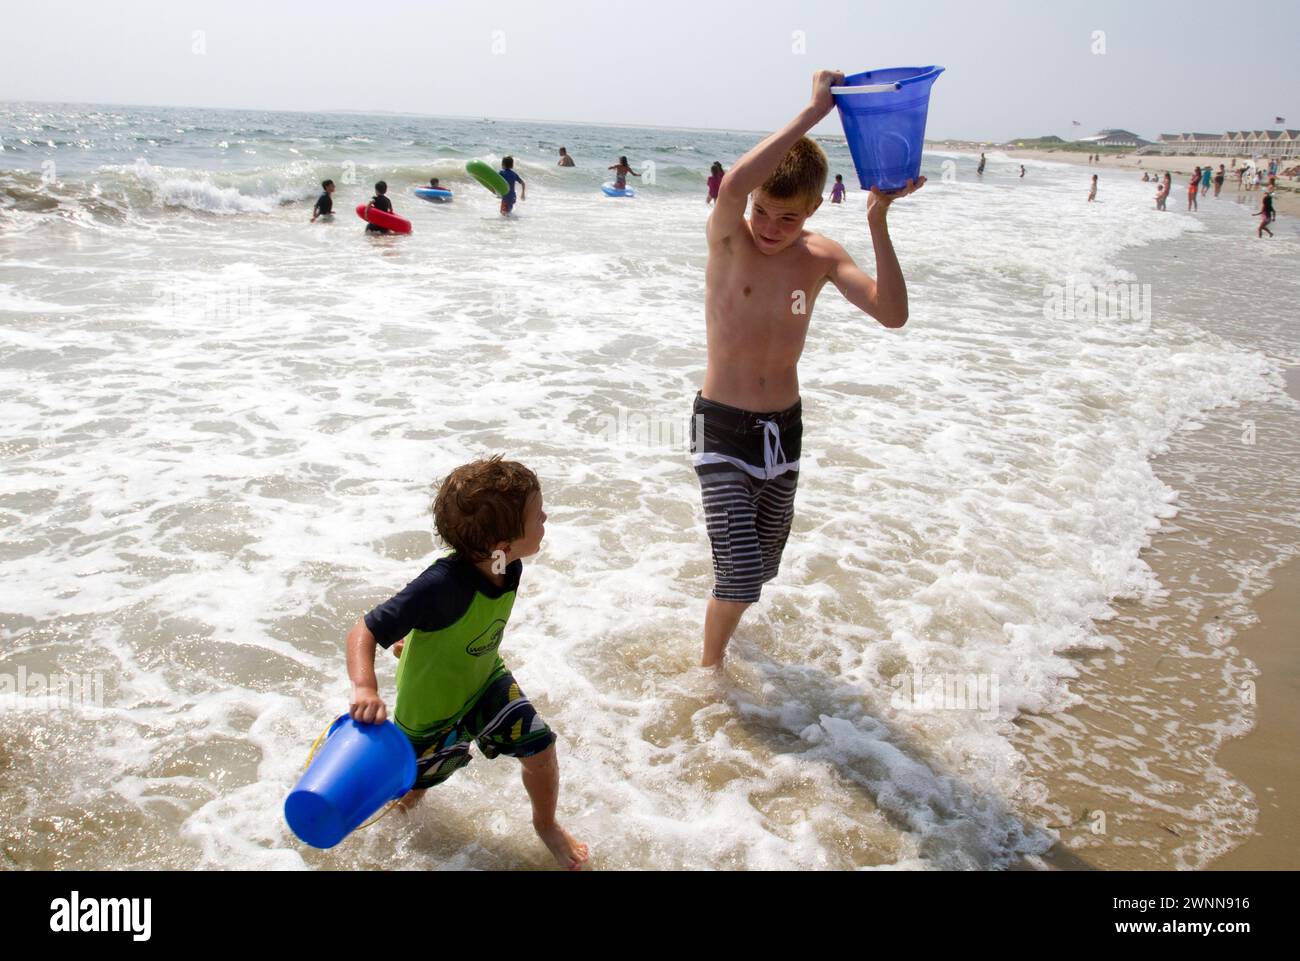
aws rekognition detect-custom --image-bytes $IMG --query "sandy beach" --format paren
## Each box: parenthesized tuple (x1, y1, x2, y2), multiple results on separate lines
(1003, 147, 1300, 218)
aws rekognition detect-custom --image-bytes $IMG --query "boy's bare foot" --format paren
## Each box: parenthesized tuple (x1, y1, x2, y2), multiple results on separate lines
(394, 788, 426, 813)
(535, 822, 589, 871)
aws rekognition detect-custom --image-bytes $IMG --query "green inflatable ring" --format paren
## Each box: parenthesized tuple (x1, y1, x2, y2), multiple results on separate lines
(466, 160, 510, 197)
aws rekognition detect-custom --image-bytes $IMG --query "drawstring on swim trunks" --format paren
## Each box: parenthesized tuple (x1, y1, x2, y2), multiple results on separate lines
(759, 418, 787, 477)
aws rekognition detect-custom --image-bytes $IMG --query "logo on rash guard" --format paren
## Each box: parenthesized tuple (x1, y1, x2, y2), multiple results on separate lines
(466, 619, 506, 657)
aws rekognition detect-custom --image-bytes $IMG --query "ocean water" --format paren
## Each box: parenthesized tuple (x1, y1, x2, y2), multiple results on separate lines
(1, 103, 1296, 870)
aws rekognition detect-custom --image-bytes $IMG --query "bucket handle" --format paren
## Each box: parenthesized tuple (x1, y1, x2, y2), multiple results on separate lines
(832, 67, 944, 95)
(831, 82, 901, 95)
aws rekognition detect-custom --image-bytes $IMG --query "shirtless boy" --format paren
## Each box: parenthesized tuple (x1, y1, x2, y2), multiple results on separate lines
(692, 69, 923, 666)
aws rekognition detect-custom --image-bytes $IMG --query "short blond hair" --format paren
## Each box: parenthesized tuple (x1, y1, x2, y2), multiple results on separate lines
(760, 137, 828, 210)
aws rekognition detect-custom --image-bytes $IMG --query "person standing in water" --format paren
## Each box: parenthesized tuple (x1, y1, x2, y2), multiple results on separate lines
(977, 153, 986, 176)
(608, 156, 640, 190)
(365, 180, 394, 233)
(311, 178, 335, 222)
(1256, 190, 1275, 238)
(557, 147, 575, 167)
(830, 174, 846, 203)
(692, 70, 922, 668)
(706, 162, 724, 205)
(1187, 168, 1200, 211)
(1213, 164, 1226, 197)
(498, 156, 526, 215)
(1088, 174, 1098, 202)
(1020, 165, 1026, 178)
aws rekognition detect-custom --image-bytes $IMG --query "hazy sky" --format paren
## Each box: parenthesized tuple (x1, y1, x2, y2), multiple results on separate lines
(2, 0, 1297, 140)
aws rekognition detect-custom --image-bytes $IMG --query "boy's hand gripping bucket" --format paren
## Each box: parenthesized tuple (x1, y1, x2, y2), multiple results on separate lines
(284, 714, 417, 849)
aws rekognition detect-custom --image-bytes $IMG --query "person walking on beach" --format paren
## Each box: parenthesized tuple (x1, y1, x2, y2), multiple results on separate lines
(1187, 168, 1200, 211)
(692, 70, 922, 667)
(557, 147, 575, 167)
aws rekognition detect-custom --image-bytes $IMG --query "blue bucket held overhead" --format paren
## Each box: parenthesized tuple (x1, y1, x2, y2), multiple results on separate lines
(284, 714, 416, 849)
(832, 66, 945, 192)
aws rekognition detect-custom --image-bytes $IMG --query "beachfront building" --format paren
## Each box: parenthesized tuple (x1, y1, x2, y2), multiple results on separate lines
(1076, 128, 1151, 148)
(1141, 130, 1300, 159)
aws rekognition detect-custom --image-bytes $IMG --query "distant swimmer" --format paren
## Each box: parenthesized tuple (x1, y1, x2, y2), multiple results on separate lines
(830, 173, 846, 203)
(557, 147, 575, 167)
(1142, 171, 1150, 182)
(706, 161, 724, 205)
(428, 177, 442, 189)
(977, 152, 986, 175)
(498, 156, 525, 215)
(311, 178, 335, 222)
(1088, 173, 1098, 202)
(1020, 165, 1026, 178)
(608, 155, 640, 190)
(366, 180, 393, 232)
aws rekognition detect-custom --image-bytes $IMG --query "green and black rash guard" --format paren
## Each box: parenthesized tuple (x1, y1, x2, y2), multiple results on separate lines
(364, 553, 521, 738)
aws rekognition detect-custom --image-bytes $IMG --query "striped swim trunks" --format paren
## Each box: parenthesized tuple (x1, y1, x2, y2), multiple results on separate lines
(690, 391, 802, 603)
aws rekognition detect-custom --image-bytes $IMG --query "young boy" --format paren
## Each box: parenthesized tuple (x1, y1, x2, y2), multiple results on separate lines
(498, 157, 525, 215)
(692, 69, 922, 667)
(345, 456, 588, 870)
(311, 178, 335, 222)
(366, 180, 393, 233)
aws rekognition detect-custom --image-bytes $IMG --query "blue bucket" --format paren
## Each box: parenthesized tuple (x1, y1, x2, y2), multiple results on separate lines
(284, 714, 417, 849)
(833, 66, 945, 192)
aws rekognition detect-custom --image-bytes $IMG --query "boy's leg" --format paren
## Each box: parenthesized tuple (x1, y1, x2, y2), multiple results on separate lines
(703, 597, 749, 666)
(468, 672, 586, 869)
(519, 745, 589, 870)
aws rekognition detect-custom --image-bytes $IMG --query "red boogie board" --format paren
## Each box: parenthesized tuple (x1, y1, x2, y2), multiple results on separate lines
(355, 204, 412, 234)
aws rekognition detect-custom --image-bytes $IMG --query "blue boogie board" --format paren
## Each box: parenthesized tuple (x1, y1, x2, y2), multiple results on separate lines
(414, 187, 453, 202)
(601, 182, 635, 197)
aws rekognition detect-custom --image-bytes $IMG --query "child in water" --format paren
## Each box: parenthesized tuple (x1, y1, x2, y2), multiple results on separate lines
(345, 456, 589, 870)
(366, 180, 394, 233)
(830, 174, 846, 203)
(692, 70, 922, 667)
(707, 162, 724, 205)
(311, 178, 335, 222)
(1088, 174, 1098, 202)
(498, 156, 525, 215)
(608, 156, 640, 190)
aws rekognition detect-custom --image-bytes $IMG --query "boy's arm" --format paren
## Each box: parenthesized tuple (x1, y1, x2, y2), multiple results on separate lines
(707, 69, 843, 245)
(825, 180, 925, 329)
(346, 617, 388, 723)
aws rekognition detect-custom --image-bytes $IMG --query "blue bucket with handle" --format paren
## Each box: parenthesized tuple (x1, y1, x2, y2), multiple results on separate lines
(284, 714, 417, 849)
(832, 66, 945, 192)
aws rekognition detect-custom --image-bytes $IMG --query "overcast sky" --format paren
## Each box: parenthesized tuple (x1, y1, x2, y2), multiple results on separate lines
(2, 0, 1296, 141)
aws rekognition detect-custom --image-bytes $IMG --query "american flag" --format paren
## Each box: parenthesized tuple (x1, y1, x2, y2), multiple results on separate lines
(1072, 120, 1081, 127)
(1276, 116, 1287, 124)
